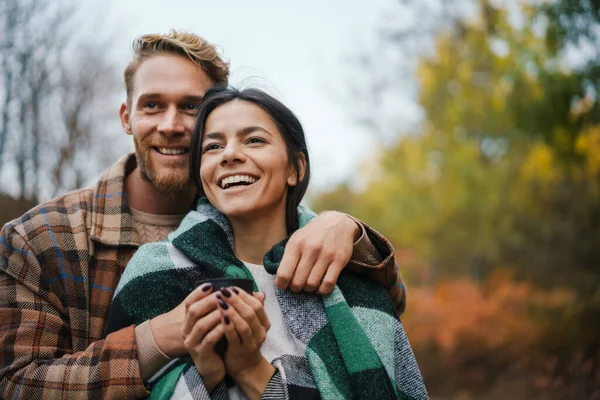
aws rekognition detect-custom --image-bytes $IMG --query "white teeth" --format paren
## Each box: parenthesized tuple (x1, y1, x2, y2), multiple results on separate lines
(220, 175, 258, 189)
(157, 148, 187, 155)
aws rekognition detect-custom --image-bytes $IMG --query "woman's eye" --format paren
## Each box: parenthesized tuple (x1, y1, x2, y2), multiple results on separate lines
(203, 144, 220, 152)
(247, 137, 265, 144)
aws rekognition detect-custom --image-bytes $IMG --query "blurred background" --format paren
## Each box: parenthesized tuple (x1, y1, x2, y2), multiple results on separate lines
(1, 0, 598, 398)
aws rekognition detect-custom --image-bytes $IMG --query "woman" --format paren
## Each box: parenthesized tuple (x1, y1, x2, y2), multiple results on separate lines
(108, 87, 428, 399)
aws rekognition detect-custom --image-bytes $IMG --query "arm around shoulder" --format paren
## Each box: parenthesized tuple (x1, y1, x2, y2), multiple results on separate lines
(344, 214, 408, 315)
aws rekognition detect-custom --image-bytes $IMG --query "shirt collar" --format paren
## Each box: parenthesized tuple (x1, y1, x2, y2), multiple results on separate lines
(90, 153, 141, 247)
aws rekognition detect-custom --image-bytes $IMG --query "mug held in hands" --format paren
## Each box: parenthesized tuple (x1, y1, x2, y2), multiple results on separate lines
(194, 277, 254, 355)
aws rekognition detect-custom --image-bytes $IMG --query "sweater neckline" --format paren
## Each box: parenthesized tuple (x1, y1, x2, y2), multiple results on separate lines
(241, 261, 272, 279)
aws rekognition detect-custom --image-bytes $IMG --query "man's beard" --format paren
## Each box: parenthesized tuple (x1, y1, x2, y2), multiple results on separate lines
(133, 135, 192, 194)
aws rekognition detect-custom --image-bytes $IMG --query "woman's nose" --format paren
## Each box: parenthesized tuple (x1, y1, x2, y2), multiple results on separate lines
(219, 142, 246, 166)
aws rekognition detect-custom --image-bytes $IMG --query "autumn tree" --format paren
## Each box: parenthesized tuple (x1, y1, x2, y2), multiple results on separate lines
(314, 0, 600, 396)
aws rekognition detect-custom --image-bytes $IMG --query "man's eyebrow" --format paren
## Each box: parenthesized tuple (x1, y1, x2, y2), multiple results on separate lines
(136, 93, 161, 102)
(180, 95, 204, 103)
(136, 93, 204, 104)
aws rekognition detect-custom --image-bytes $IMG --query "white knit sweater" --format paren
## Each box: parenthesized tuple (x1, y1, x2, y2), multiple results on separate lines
(242, 261, 306, 361)
(228, 262, 305, 399)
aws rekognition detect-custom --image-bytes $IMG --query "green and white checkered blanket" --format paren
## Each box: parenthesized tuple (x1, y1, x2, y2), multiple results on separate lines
(107, 198, 427, 399)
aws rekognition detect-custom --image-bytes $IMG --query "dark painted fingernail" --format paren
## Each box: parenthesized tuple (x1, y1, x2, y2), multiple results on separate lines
(231, 287, 239, 295)
(224, 315, 230, 324)
(218, 300, 229, 310)
(215, 293, 222, 300)
(200, 283, 212, 292)
(262, 291, 266, 300)
(220, 287, 231, 298)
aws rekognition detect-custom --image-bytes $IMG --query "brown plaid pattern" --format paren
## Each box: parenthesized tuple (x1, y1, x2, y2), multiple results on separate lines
(0, 154, 405, 399)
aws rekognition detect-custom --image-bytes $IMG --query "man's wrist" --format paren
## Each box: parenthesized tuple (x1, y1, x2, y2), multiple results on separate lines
(319, 210, 362, 242)
(343, 213, 364, 243)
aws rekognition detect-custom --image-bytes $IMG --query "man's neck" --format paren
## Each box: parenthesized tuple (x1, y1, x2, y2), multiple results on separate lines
(231, 210, 288, 265)
(125, 167, 196, 215)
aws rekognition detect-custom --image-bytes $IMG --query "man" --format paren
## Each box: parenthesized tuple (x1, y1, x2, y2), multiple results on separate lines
(0, 30, 404, 399)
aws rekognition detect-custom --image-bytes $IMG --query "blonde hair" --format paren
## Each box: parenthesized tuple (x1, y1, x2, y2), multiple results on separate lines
(124, 30, 229, 105)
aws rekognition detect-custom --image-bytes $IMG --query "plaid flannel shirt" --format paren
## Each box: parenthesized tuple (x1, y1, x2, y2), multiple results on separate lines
(0, 154, 406, 400)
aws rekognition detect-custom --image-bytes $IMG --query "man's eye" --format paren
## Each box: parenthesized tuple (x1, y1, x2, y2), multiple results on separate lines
(144, 102, 157, 109)
(183, 104, 199, 111)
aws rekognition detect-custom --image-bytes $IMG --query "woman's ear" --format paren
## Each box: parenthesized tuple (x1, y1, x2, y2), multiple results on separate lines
(287, 153, 306, 187)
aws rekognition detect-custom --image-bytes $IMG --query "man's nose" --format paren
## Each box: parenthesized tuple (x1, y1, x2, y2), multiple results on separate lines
(158, 107, 185, 136)
(219, 142, 246, 166)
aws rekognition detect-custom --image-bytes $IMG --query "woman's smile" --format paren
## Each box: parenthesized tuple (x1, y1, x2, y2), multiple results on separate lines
(219, 178, 258, 195)
(218, 174, 259, 190)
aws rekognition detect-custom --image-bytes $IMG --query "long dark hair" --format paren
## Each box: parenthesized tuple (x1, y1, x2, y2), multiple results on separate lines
(189, 87, 311, 234)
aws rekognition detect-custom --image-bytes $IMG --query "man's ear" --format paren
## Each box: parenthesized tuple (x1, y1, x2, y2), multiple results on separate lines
(288, 153, 307, 186)
(119, 102, 133, 135)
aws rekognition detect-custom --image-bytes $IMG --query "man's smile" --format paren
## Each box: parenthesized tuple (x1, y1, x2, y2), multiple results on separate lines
(155, 147, 189, 156)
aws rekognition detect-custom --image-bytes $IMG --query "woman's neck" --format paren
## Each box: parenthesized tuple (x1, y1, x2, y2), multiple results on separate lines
(230, 212, 288, 265)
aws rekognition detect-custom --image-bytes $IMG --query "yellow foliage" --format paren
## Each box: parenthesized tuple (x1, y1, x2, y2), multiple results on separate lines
(519, 142, 561, 183)
(575, 125, 600, 175)
(315, 0, 600, 396)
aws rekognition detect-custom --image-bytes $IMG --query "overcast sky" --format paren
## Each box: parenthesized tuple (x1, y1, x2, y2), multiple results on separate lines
(103, 0, 419, 194)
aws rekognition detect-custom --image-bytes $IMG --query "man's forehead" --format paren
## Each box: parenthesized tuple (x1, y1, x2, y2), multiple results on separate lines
(132, 54, 214, 99)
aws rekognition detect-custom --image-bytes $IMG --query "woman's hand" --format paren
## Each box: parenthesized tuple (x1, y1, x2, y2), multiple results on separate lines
(217, 287, 275, 399)
(180, 283, 227, 392)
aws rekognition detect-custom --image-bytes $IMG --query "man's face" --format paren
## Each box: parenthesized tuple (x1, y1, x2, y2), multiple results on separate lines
(120, 54, 215, 193)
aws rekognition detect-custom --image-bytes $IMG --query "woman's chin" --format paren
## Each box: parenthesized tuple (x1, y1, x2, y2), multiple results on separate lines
(217, 204, 257, 220)
(218, 202, 279, 223)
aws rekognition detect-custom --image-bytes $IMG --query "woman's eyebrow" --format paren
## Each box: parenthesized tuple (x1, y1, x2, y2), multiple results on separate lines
(237, 126, 272, 137)
(202, 132, 225, 142)
(202, 126, 271, 142)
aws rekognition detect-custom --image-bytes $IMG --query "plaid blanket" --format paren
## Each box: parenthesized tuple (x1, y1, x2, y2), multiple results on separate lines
(107, 198, 428, 399)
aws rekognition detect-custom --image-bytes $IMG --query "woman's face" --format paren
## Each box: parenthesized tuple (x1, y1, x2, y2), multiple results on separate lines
(199, 99, 298, 221)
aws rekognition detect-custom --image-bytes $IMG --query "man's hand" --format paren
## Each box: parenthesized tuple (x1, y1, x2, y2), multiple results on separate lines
(149, 282, 220, 358)
(275, 211, 361, 294)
